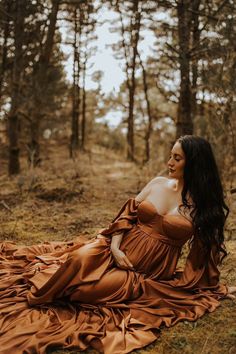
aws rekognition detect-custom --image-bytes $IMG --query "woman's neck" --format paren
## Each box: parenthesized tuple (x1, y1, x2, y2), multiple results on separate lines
(172, 178, 184, 192)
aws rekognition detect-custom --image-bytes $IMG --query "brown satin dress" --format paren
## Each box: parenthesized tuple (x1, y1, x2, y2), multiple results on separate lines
(0, 199, 228, 354)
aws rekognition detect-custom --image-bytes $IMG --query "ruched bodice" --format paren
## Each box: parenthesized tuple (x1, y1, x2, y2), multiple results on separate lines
(119, 200, 193, 278)
(137, 200, 193, 245)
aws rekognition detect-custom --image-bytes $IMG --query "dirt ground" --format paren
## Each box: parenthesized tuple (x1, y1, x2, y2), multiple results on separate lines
(0, 141, 235, 354)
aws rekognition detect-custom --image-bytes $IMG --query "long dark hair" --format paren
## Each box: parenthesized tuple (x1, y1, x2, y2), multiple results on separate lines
(178, 135, 229, 262)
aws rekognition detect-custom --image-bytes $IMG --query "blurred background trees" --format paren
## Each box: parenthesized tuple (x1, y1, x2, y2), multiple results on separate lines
(0, 0, 235, 187)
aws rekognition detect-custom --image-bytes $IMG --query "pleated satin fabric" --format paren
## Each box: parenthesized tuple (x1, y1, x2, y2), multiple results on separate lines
(0, 198, 228, 354)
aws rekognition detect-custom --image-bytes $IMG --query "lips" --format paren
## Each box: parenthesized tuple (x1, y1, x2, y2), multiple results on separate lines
(169, 168, 175, 173)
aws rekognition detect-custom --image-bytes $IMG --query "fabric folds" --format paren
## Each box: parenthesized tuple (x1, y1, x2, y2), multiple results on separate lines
(0, 198, 228, 354)
(100, 198, 140, 236)
(169, 237, 228, 297)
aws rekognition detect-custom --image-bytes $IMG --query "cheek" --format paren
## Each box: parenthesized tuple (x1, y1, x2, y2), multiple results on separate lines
(178, 161, 185, 172)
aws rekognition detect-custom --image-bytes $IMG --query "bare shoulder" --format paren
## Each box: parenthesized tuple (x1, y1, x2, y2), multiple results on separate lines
(149, 176, 177, 192)
(135, 176, 170, 202)
(150, 176, 172, 189)
(149, 176, 170, 186)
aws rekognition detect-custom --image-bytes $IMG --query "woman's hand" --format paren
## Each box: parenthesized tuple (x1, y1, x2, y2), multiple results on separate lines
(225, 286, 236, 300)
(111, 247, 134, 271)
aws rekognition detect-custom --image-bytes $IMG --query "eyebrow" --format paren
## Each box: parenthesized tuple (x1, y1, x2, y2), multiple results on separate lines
(171, 152, 184, 158)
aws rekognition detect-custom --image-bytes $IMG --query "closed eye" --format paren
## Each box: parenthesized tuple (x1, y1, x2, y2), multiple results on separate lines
(169, 154, 181, 162)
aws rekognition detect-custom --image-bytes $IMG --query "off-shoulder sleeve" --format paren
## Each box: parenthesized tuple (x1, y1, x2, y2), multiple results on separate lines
(171, 237, 228, 298)
(100, 198, 140, 237)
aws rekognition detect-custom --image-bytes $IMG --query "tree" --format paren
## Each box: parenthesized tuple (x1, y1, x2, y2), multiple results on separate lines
(111, 0, 142, 161)
(28, 0, 60, 166)
(1, 0, 66, 173)
(108, 0, 164, 161)
(0, 0, 11, 104)
(8, 0, 25, 175)
(70, 6, 81, 156)
(196, 0, 236, 181)
(65, 0, 98, 156)
(80, 5, 97, 151)
(138, 53, 153, 162)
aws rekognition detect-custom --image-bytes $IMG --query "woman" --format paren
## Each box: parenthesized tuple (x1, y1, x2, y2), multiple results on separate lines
(0, 135, 235, 354)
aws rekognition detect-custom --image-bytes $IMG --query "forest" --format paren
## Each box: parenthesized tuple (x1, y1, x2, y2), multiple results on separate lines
(0, 0, 235, 353)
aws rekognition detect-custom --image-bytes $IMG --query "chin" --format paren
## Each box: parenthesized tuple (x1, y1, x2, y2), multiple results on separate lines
(169, 172, 181, 180)
(168, 171, 175, 178)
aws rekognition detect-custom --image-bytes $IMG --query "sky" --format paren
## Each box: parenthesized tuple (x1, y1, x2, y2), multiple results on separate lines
(58, 6, 170, 127)
(59, 6, 157, 94)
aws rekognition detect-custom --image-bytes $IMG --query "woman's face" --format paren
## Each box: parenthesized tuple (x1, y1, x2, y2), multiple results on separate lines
(167, 141, 186, 180)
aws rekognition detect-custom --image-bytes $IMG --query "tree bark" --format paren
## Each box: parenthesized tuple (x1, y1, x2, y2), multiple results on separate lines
(81, 55, 87, 151)
(0, 0, 11, 104)
(139, 54, 152, 162)
(117, 0, 141, 161)
(191, 0, 201, 121)
(176, 0, 193, 138)
(127, 1, 141, 161)
(69, 2, 96, 155)
(8, 0, 24, 175)
(70, 7, 81, 157)
(116, 1, 141, 161)
(29, 0, 60, 165)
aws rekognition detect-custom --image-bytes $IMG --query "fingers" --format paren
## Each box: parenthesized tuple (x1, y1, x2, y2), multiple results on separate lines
(226, 294, 235, 300)
(115, 257, 134, 271)
(112, 249, 134, 270)
(118, 264, 135, 271)
(123, 255, 134, 269)
(115, 260, 133, 270)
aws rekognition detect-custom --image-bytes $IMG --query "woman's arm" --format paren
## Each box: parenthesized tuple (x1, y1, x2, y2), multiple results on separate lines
(170, 237, 229, 299)
(111, 232, 123, 250)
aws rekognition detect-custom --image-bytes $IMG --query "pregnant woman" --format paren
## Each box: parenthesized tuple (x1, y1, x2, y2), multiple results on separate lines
(0, 135, 235, 354)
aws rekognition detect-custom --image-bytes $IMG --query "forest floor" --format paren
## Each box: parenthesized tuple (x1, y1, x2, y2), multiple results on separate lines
(0, 140, 235, 354)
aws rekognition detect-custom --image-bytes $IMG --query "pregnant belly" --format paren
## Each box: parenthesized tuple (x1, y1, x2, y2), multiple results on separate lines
(119, 226, 158, 274)
(120, 225, 180, 279)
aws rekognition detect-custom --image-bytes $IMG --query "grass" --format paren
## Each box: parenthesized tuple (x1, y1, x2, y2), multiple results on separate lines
(0, 140, 235, 354)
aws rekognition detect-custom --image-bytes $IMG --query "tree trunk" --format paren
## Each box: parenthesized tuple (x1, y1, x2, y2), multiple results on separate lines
(176, 0, 193, 139)
(8, 0, 24, 175)
(29, 0, 60, 165)
(139, 54, 152, 162)
(127, 0, 141, 161)
(81, 56, 87, 151)
(0, 0, 10, 104)
(70, 7, 81, 157)
(191, 0, 201, 121)
(127, 86, 135, 160)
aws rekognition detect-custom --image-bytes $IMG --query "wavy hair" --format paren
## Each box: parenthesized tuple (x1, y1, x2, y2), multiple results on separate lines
(178, 135, 229, 262)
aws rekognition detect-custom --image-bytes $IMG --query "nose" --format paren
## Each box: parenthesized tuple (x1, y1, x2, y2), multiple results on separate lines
(168, 157, 174, 167)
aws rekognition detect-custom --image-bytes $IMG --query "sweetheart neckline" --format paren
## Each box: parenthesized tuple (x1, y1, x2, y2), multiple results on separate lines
(139, 199, 193, 225)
